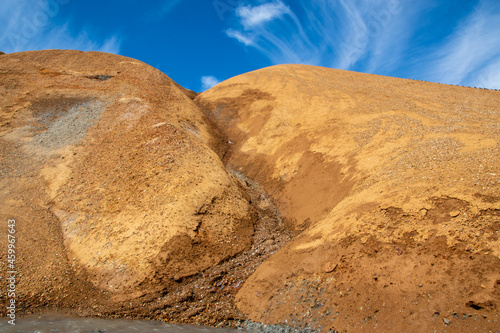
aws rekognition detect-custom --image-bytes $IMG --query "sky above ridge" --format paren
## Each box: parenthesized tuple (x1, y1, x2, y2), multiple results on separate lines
(1, 0, 500, 92)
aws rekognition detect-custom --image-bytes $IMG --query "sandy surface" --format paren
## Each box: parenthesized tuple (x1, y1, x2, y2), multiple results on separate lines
(0, 51, 499, 332)
(197, 64, 500, 332)
(0, 50, 287, 327)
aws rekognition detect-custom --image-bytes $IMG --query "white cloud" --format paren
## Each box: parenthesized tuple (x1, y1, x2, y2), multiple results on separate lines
(236, 1, 290, 30)
(423, 0, 500, 88)
(223, 0, 500, 89)
(473, 59, 500, 89)
(226, 1, 318, 65)
(201, 76, 220, 91)
(0, 0, 121, 54)
(226, 29, 255, 46)
(224, 0, 414, 71)
(96, 35, 122, 54)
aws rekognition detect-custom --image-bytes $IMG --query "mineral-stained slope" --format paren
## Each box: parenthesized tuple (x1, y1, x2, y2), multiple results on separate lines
(0, 50, 256, 310)
(197, 64, 500, 332)
(1, 51, 499, 332)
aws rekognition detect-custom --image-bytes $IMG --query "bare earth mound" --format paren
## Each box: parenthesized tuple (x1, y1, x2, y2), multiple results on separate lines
(1, 51, 499, 332)
(197, 65, 500, 332)
(0, 50, 292, 325)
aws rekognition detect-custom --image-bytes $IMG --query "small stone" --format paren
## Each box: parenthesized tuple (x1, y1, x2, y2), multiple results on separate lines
(443, 318, 451, 325)
(449, 211, 460, 217)
(323, 262, 338, 273)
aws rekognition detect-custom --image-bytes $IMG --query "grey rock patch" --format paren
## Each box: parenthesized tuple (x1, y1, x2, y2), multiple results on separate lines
(26, 98, 108, 155)
(243, 321, 321, 333)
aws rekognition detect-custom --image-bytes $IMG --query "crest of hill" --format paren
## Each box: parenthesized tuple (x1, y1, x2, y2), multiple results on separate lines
(196, 64, 500, 332)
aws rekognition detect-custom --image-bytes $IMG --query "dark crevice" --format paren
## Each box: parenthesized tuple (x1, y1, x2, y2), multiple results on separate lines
(85, 75, 114, 81)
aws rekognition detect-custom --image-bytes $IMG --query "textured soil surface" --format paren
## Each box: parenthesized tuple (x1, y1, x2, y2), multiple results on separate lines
(1, 51, 499, 332)
(0, 50, 287, 327)
(196, 65, 500, 332)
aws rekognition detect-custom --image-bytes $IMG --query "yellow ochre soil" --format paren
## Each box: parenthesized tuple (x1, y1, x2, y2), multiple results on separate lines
(1, 50, 499, 332)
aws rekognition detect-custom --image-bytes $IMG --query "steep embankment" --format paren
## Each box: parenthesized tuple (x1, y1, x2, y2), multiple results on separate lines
(197, 65, 500, 332)
(0, 50, 282, 323)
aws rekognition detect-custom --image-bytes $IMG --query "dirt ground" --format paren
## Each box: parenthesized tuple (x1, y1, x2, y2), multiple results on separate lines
(0, 50, 289, 328)
(0, 51, 499, 332)
(196, 65, 500, 332)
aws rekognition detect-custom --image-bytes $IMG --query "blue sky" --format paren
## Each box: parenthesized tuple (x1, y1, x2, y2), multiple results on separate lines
(1, 0, 500, 92)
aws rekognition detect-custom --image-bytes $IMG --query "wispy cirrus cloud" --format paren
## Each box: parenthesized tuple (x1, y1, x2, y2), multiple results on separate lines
(236, 1, 290, 29)
(224, 0, 415, 71)
(226, 29, 255, 46)
(224, 0, 500, 89)
(225, 0, 319, 65)
(475, 59, 500, 89)
(201, 75, 220, 91)
(0, 0, 121, 54)
(423, 0, 500, 89)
